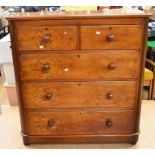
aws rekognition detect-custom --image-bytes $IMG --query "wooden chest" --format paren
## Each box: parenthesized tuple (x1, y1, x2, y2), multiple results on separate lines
(7, 10, 150, 145)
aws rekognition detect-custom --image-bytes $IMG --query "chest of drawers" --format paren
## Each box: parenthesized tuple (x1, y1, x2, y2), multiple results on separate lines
(7, 11, 150, 145)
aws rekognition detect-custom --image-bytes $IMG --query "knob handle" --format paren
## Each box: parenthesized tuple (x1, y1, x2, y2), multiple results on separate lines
(108, 63, 116, 70)
(47, 120, 55, 128)
(45, 92, 52, 100)
(42, 64, 49, 71)
(107, 34, 115, 41)
(107, 92, 113, 99)
(43, 35, 50, 42)
(106, 119, 113, 127)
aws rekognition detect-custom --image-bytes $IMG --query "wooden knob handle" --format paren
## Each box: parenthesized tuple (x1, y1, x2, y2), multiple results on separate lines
(47, 120, 55, 128)
(106, 119, 113, 127)
(43, 35, 50, 42)
(107, 34, 115, 41)
(108, 63, 116, 70)
(42, 64, 49, 71)
(107, 93, 113, 99)
(45, 92, 52, 100)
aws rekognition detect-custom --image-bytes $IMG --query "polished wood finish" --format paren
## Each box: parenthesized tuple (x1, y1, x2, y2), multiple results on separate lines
(22, 81, 137, 109)
(81, 25, 142, 50)
(7, 11, 150, 145)
(14, 18, 145, 26)
(26, 110, 135, 135)
(20, 51, 140, 81)
(22, 134, 139, 145)
(7, 10, 151, 20)
(17, 26, 77, 51)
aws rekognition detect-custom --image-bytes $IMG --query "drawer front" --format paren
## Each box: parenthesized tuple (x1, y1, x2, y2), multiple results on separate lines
(16, 26, 77, 51)
(20, 51, 140, 81)
(81, 25, 142, 50)
(26, 111, 136, 135)
(22, 81, 137, 109)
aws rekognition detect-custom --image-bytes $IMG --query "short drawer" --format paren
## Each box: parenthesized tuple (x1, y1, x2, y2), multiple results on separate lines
(81, 25, 142, 50)
(26, 110, 136, 135)
(20, 51, 140, 81)
(16, 26, 77, 51)
(22, 81, 137, 109)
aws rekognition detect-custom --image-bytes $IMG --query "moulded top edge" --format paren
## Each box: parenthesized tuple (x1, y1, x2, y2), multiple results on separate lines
(6, 10, 152, 20)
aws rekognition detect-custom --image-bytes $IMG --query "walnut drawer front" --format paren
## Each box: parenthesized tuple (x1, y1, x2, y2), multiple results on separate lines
(20, 51, 140, 81)
(26, 110, 136, 136)
(16, 26, 77, 51)
(22, 81, 137, 109)
(81, 25, 142, 50)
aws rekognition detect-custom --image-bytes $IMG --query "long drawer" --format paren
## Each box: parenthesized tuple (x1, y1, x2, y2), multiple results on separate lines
(25, 110, 136, 136)
(22, 81, 137, 109)
(20, 51, 140, 81)
(16, 26, 77, 51)
(81, 25, 142, 50)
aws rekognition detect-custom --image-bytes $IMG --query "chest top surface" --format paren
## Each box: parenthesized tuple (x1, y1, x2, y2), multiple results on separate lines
(6, 9, 151, 20)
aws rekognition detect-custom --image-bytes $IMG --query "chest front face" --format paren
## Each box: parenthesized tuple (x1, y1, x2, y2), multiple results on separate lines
(8, 12, 149, 145)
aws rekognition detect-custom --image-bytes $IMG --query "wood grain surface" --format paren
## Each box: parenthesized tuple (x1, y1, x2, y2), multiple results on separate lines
(81, 25, 142, 50)
(17, 26, 77, 51)
(20, 51, 140, 81)
(26, 110, 136, 136)
(22, 81, 137, 109)
(7, 12, 150, 144)
(6, 10, 151, 20)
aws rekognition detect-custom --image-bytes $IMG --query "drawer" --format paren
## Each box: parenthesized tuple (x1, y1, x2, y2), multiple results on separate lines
(81, 25, 142, 50)
(22, 81, 137, 109)
(20, 51, 140, 81)
(16, 26, 77, 51)
(26, 111, 136, 135)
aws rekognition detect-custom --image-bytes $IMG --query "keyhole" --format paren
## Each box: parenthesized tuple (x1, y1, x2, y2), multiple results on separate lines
(77, 55, 80, 58)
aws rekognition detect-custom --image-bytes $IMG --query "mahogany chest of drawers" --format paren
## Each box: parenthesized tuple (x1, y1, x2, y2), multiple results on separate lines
(7, 11, 150, 145)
